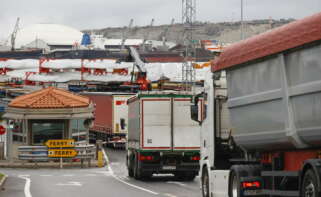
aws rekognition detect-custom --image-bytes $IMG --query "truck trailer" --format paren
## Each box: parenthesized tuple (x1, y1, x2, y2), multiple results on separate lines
(82, 92, 134, 148)
(127, 92, 200, 180)
(191, 13, 321, 197)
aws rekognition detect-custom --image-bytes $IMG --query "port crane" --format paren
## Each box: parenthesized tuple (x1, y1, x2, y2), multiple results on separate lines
(127, 46, 149, 90)
(11, 17, 20, 51)
(121, 19, 134, 50)
(162, 18, 175, 47)
(141, 19, 155, 50)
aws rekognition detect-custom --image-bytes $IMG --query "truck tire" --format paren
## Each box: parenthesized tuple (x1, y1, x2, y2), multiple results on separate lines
(133, 156, 142, 180)
(229, 169, 242, 197)
(133, 158, 152, 180)
(127, 155, 134, 177)
(228, 165, 262, 197)
(201, 167, 210, 197)
(301, 169, 320, 197)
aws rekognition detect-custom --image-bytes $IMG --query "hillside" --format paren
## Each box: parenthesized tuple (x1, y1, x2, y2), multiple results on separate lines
(87, 19, 294, 44)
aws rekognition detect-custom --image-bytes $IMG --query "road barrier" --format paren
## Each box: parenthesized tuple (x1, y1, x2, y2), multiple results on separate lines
(18, 144, 96, 162)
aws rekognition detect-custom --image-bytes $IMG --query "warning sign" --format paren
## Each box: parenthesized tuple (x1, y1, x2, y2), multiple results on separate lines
(48, 149, 77, 158)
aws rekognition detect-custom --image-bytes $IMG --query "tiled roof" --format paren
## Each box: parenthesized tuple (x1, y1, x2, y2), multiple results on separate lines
(9, 87, 90, 109)
(212, 12, 321, 71)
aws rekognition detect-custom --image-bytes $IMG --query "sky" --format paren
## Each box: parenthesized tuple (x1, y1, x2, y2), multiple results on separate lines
(1, 0, 321, 41)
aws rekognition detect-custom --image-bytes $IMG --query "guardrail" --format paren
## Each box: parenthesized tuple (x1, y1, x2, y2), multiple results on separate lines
(18, 144, 96, 161)
(18, 146, 48, 161)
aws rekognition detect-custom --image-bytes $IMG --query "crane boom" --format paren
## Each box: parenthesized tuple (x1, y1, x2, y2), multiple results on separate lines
(11, 17, 20, 51)
(162, 18, 175, 46)
(142, 18, 155, 46)
(121, 19, 134, 49)
(129, 46, 146, 73)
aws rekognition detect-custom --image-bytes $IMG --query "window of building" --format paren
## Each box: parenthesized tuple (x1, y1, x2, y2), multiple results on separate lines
(31, 120, 64, 145)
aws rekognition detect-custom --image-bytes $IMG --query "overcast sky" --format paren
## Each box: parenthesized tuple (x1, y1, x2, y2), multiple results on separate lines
(1, 0, 321, 40)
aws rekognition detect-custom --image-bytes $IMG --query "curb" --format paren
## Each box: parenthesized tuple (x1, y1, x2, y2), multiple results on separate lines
(0, 174, 8, 189)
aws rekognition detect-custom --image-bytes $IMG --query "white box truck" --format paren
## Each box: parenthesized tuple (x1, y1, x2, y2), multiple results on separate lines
(191, 13, 321, 197)
(127, 92, 201, 180)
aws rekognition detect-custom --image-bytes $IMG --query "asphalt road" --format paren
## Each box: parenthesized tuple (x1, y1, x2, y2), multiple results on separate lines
(0, 148, 201, 197)
(105, 148, 201, 197)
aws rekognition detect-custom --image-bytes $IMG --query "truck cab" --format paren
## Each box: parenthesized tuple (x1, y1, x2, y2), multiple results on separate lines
(192, 12, 321, 197)
(192, 73, 243, 197)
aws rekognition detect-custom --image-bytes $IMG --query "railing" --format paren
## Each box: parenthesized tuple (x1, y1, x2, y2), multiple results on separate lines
(18, 144, 96, 161)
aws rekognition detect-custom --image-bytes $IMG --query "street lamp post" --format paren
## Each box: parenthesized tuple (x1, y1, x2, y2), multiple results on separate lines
(241, 0, 244, 40)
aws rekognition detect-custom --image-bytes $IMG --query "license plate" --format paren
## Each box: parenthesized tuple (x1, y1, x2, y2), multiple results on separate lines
(162, 166, 176, 170)
(244, 190, 261, 196)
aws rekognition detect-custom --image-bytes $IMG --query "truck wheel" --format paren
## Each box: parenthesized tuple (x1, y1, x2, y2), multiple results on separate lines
(229, 169, 241, 197)
(202, 168, 209, 197)
(127, 156, 134, 177)
(133, 156, 142, 180)
(301, 169, 319, 197)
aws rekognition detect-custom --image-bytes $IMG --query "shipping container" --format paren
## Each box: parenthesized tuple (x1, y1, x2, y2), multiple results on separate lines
(82, 92, 134, 148)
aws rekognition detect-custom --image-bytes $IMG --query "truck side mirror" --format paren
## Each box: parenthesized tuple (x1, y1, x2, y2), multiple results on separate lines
(191, 105, 199, 123)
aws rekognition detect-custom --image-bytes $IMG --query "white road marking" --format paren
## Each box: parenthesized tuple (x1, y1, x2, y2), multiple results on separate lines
(167, 181, 187, 187)
(102, 149, 159, 195)
(19, 175, 30, 177)
(94, 171, 113, 176)
(56, 181, 82, 186)
(40, 175, 52, 177)
(84, 174, 97, 177)
(112, 175, 159, 195)
(62, 174, 74, 177)
(164, 193, 177, 197)
(18, 175, 32, 197)
(119, 176, 130, 180)
(102, 149, 114, 174)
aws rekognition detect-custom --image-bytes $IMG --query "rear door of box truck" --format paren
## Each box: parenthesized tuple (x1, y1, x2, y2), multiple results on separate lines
(140, 95, 200, 151)
(141, 97, 172, 150)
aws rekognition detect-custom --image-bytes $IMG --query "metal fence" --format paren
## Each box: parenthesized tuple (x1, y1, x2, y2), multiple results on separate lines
(18, 144, 96, 162)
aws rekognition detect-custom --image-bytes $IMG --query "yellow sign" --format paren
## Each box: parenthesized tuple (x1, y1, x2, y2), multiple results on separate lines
(48, 149, 78, 158)
(45, 139, 75, 148)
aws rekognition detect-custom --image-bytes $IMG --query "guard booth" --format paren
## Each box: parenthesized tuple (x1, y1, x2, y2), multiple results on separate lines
(3, 87, 94, 160)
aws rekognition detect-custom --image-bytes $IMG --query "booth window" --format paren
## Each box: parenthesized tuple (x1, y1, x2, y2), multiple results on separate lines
(31, 120, 64, 145)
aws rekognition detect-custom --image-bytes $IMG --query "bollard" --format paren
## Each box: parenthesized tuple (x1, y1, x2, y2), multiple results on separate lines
(96, 140, 103, 160)
(97, 151, 103, 167)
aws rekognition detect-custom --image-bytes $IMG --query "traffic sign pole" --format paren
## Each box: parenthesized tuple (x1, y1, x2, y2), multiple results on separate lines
(60, 147, 63, 169)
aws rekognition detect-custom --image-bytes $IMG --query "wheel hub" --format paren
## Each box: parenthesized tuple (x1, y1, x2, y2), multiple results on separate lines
(305, 182, 315, 197)
(202, 173, 208, 197)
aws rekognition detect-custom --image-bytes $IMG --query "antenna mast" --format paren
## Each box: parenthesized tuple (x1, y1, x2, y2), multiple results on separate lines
(181, 0, 196, 91)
